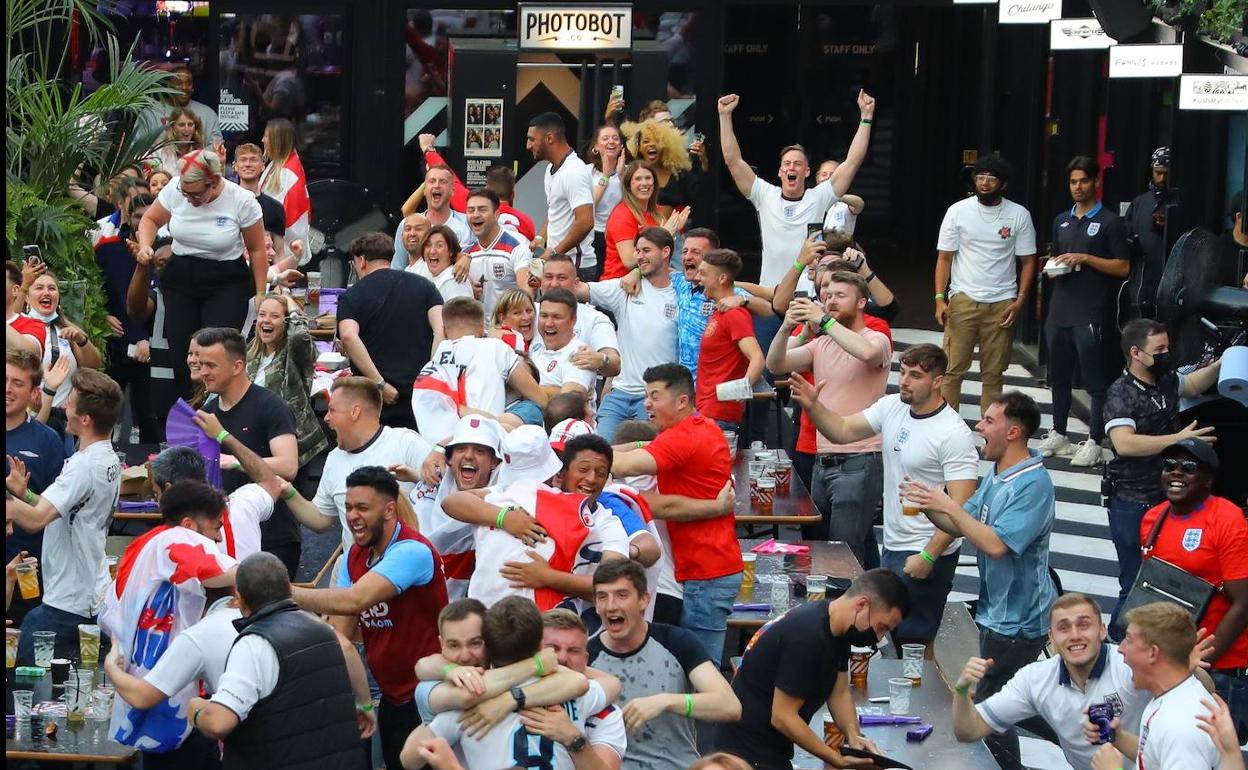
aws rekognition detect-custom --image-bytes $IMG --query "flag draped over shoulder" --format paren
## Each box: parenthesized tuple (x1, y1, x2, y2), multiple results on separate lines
(283, 150, 311, 253)
(98, 525, 236, 753)
(411, 362, 468, 445)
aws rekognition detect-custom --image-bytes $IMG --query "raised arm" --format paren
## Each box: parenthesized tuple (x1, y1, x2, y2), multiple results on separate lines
(829, 91, 876, 198)
(787, 375, 878, 446)
(717, 95, 757, 197)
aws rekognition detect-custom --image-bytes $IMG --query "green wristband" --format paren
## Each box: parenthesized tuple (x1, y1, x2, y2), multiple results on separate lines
(533, 653, 546, 676)
(356, 702, 375, 714)
(954, 683, 970, 695)
(24, 490, 36, 505)
(792, 260, 805, 272)
(281, 486, 298, 501)
(919, 549, 936, 565)
(192, 706, 203, 728)
(935, 293, 946, 301)
(635, 441, 646, 449)
(861, 119, 873, 125)
(441, 663, 459, 678)
(821, 317, 838, 333)
(215, 429, 230, 444)
(495, 507, 510, 529)
(684, 694, 694, 718)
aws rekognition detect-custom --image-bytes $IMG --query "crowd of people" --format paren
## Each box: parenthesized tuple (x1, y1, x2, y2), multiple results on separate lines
(5, 70, 1248, 770)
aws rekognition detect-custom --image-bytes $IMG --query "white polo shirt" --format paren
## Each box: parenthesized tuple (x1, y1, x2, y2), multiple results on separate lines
(530, 334, 598, 409)
(936, 196, 1037, 304)
(145, 599, 243, 696)
(1135, 674, 1220, 770)
(588, 278, 678, 395)
(544, 151, 596, 268)
(976, 643, 1150, 770)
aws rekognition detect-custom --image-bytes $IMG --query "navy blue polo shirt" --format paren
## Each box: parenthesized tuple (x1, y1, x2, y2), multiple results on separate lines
(1048, 202, 1129, 326)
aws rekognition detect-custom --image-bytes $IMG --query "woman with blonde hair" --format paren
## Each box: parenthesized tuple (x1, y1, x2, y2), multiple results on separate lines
(621, 117, 708, 214)
(152, 106, 206, 173)
(25, 270, 103, 436)
(135, 148, 268, 398)
(490, 288, 536, 354)
(247, 293, 327, 469)
(258, 117, 311, 254)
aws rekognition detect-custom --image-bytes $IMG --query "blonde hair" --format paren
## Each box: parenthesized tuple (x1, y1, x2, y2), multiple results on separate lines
(1125, 602, 1196, 666)
(492, 289, 536, 328)
(246, 294, 290, 359)
(686, 754, 753, 770)
(262, 118, 298, 196)
(541, 608, 587, 633)
(619, 161, 661, 226)
(621, 119, 691, 174)
(165, 106, 206, 151)
(177, 149, 224, 185)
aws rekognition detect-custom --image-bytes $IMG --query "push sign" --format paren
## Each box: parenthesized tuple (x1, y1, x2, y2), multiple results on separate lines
(519, 4, 633, 52)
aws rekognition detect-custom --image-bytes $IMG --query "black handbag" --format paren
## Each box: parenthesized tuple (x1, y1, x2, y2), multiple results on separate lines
(1120, 505, 1218, 622)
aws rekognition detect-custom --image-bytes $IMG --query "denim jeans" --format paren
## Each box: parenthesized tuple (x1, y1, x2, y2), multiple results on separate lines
(807, 453, 883, 564)
(505, 399, 544, 427)
(1210, 669, 1248, 745)
(1046, 322, 1110, 443)
(597, 390, 648, 443)
(17, 603, 98, 666)
(1107, 496, 1152, 639)
(681, 571, 743, 668)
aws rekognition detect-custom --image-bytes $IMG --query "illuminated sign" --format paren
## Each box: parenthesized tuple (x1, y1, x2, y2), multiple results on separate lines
(1050, 18, 1116, 49)
(1178, 74, 1248, 111)
(519, 4, 632, 52)
(999, 0, 1062, 24)
(1108, 44, 1183, 77)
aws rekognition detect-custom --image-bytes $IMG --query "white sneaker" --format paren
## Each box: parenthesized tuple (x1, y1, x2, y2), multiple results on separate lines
(1037, 430, 1072, 457)
(1070, 439, 1104, 467)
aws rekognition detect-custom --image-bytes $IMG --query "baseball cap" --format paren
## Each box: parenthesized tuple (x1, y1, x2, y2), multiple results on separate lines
(1161, 438, 1219, 473)
(497, 425, 564, 487)
(549, 418, 594, 453)
(445, 415, 505, 459)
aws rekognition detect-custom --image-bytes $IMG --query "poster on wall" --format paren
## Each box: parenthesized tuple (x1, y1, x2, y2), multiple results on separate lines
(464, 98, 503, 158)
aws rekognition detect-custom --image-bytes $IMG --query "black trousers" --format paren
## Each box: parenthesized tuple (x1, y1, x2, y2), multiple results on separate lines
(142, 730, 222, 770)
(106, 338, 160, 443)
(160, 255, 253, 400)
(378, 699, 420, 770)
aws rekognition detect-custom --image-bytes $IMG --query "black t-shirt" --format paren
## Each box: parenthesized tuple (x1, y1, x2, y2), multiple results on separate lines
(337, 268, 443, 390)
(1124, 189, 1172, 313)
(256, 193, 287, 238)
(1104, 369, 1181, 503)
(715, 600, 850, 766)
(1048, 204, 1130, 326)
(207, 383, 300, 546)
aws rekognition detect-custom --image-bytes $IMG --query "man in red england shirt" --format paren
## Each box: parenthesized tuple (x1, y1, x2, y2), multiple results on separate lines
(695, 249, 765, 434)
(610, 363, 742, 667)
(1139, 438, 1248, 741)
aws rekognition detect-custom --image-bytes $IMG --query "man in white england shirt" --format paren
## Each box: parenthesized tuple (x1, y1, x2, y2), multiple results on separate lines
(394, 162, 475, 270)
(540, 254, 621, 380)
(465, 189, 532, 319)
(934, 154, 1037, 414)
(7, 369, 122, 663)
(530, 289, 597, 412)
(528, 112, 597, 282)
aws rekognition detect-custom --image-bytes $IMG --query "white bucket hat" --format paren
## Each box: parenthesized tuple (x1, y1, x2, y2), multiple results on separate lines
(445, 415, 506, 459)
(497, 424, 564, 487)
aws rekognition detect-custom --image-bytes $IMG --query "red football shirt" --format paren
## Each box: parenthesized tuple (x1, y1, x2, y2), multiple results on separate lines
(644, 413, 742, 581)
(8, 314, 46, 354)
(601, 204, 657, 280)
(695, 306, 755, 422)
(1139, 495, 1248, 668)
(793, 314, 892, 454)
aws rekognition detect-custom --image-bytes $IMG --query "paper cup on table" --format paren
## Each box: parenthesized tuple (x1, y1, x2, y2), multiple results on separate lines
(888, 677, 913, 715)
(823, 715, 846, 749)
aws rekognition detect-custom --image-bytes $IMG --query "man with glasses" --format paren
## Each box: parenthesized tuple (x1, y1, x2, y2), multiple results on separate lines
(715, 569, 908, 770)
(934, 155, 1037, 415)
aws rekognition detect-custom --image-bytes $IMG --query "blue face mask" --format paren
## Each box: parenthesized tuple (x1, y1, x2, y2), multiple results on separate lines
(29, 308, 58, 324)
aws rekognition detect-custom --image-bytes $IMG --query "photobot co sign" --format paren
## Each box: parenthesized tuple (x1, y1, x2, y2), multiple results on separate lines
(519, 4, 632, 52)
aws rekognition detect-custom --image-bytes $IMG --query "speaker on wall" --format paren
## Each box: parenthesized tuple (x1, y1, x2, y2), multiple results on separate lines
(1089, 0, 1155, 43)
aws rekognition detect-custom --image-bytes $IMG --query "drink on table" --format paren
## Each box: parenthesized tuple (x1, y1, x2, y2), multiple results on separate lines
(849, 646, 872, 689)
(306, 271, 322, 305)
(822, 715, 845, 749)
(16, 558, 39, 600)
(901, 643, 925, 686)
(78, 624, 101, 670)
(67, 669, 94, 724)
(89, 686, 115, 722)
(723, 430, 738, 457)
(5, 630, 18, 668)
(773, 459, 792, 494)
(752, 477, 775, 514)
(32, 630, 56, 668)
(806, 574, 828, 602)
(888, 677, 912, 715)
(741, 552, 756, 589)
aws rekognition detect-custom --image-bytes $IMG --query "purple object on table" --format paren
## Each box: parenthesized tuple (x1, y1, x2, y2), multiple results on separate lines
(906, 724, 933, 741)
(318, 287, 345, 317)
(315, 341, 335, 353)
(859, 715, 923, 726)
(165, 399, 222, 487)
(732, 603, 771, 612)
(118, 500, 160, 512)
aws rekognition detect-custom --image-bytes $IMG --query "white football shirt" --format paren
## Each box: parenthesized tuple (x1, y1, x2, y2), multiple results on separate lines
(747, 177, 838, 285)
(588, 278, 678, 395)
(936, 196, 1038, 304)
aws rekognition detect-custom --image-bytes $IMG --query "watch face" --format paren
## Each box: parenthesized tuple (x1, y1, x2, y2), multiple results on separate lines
(568, 736, 588, 752)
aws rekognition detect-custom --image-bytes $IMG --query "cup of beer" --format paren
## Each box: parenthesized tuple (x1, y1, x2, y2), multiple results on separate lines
(773, 459, 793, 494)
(901, 643, 925, 686)
(823, 715, 846, 749)
(105, 556, 119, 580)
(306, 271, 322, 305)
(15, 558, 39, 600)
(806, 574, 828, 602)
(78, 625, 101, 670)
(901, 498, 922, 517)
(5, 629, 18, 669)
(752, 477, 775, 514)
(849, 646, 872, 689)
(741, 552, 757, 588)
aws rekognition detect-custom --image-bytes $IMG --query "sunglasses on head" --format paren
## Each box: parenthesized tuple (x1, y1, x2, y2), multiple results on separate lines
(1162, 458, 1201, 474)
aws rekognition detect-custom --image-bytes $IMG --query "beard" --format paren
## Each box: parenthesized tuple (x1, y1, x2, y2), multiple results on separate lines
(975, 190, 1003, 205)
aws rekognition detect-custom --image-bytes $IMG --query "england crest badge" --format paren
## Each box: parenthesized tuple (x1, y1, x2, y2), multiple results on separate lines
(1181, 528, 1202, 552)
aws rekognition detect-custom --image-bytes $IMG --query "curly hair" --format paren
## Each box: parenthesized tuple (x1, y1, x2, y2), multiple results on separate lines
(620, 119, 692, 175)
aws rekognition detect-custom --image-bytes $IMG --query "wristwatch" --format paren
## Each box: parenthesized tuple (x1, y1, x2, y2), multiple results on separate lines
(566, 734, 588, 753)
(510, 686, 527, 712)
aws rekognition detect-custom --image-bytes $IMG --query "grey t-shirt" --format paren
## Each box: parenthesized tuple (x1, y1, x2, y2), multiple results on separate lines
(588, 623, 710, 770)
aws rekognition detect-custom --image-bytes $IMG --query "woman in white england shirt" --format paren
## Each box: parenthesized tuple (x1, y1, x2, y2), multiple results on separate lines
(406, 225, 474, 302)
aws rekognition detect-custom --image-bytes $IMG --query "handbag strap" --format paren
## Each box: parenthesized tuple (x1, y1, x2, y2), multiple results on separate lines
(1141, 505, 1171, 555)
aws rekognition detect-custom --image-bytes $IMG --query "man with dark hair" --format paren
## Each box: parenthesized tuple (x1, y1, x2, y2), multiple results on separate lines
(8, 368, 122, 663)
(1038, 155, 1130, 467)
(1102, 318, 1221, 638)
(186, 552, 364, 769)
(403, 595, 607, 770)
(693, 249, 764, 432)
(532, 288, 597, 403)
(545, 392, 592, 433)
(339, 231, 445, 430)
(485, 164, 537, 240)
(197, 326, 303, 579)
(610, 364, 741, 666)
(465, 187, 533, 318)
(717, 568, 908, 770)
(528, 112, 597, 281)
(587, 559, 739, 770)
(790, 343, 978, 653)
(935, 154, 1038, 415)
(290, 465, 448, 770)
(573, 228, 679, 441)
(136, 64, 222, 144)
(538, 253, 621, 380)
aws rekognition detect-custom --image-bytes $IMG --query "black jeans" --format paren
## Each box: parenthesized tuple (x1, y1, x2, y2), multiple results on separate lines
(976, 627, 1053, 768)
(106, 338, 160, 443)
(378, 699, 420, 770)
(160, 255, 253, 400)
(1046, 322, 1110, 443)
(142, 730, 222, 770)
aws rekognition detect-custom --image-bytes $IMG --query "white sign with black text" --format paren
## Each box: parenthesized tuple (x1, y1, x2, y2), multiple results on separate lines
(1108, 44, 1183, 78)
(518, 4, 632, 52)
(1050, 18, 1117, 49)
(1178, 74, 1248, 111)
(999, 0, 1062, 24)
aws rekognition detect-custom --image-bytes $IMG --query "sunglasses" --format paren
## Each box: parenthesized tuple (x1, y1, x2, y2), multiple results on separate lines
(1161, 458, 1201, 474)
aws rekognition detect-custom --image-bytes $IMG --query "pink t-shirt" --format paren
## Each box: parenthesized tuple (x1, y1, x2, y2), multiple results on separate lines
(808, 329, 891, 454)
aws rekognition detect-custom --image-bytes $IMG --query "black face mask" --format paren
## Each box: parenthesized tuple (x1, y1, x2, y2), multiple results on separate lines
(1145, 351, 1171, 377)
(845, 605, 880, 647)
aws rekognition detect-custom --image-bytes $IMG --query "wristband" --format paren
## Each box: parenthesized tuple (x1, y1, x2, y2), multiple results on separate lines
(792, 260, 805, 272)
(432, 444, 446, 455)
(24, 490, 36, 505)
(192, 706, 203, 728)
(630, 266, 641, 276)
(356, 702, 374, 714)
(821, 317, 838, 333)
(441, 663, 459, 678)
(214, 429, 230, 445)
(495, 506, 510, 530)
(864, 271, 876, 284)
(598, 175, 609, 186)
(935, 293, 946, 301)
(41, 385, 57, 397)
(919, 549, 936, 565)
(281, 486, 298, 501)
(533, 653, 546, 676)
(794, 330, 808, 345)
(954, 683, 970, 695)
(861, 118, 873, 125)
(635, 441, 646, 449)
(684, 694, 694, 718)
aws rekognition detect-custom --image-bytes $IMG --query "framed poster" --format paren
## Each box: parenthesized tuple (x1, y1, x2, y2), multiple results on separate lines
(465, 98, 503, 158)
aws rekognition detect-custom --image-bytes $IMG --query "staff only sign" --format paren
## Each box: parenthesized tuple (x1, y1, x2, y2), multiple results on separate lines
(519, 4, 632, 52)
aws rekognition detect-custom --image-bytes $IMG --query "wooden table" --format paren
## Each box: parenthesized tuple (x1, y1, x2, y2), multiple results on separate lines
(729, 539, 862, 628)
(309, 326, 335, 341)
(795, 659, 1000, 769)
(733, 450, 821, 532)
(6, 671, 136, 765)
(110, 496, 161, 535)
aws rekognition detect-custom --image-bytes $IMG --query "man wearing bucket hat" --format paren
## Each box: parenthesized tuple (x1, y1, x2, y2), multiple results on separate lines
(442, 425, 628, 611)
(395, 415, 506, 600)
(549, 417, 594, 455)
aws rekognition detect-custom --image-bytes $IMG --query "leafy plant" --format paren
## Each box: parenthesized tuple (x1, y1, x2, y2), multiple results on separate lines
(6, 0, 172, 342)
(1199, 0, 1247, 43)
